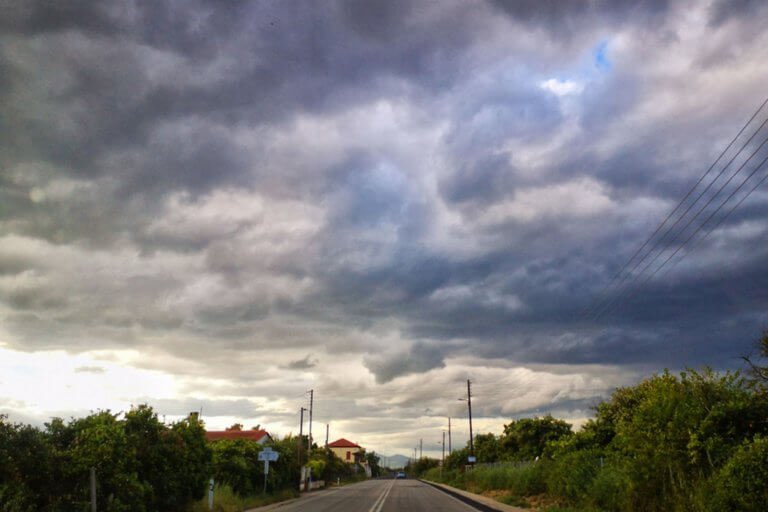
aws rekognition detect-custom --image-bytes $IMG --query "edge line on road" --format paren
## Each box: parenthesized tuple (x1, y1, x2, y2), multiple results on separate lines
(420, 479, 504, 512)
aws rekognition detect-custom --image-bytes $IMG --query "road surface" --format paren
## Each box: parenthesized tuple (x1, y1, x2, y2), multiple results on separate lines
(256, 479, 479, 512)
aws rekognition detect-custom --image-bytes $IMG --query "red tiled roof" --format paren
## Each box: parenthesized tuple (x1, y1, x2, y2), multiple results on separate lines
(328, 438, 361, 448)
(205, 430, 270, 442)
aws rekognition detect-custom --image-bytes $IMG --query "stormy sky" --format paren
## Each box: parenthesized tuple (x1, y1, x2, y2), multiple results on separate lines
(2, 0, 768, 457)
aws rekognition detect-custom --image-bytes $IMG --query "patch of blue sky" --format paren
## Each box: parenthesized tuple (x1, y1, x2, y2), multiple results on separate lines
(592, 40, 611, 71)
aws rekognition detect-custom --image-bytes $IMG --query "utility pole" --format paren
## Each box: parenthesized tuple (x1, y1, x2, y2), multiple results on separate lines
(441, 431, 445, 466)
(419, 438, 422, 459)
(325, 423, 329, 448)
(448, 417, 452, 453)
(466, 379, 474, 459)
(298, 407, 306, 467)
(308, 389, 314, 450)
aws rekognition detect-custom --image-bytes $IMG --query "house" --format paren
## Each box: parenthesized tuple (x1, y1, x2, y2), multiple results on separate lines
(328, 438, 364, 463)
(205, 429, 272, 444)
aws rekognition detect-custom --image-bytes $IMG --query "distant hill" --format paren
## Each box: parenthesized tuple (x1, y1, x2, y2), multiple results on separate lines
(380, 454, 410, 468)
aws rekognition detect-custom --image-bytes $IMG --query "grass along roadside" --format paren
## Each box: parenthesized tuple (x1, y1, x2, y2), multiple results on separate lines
(187, 485, 298, 512)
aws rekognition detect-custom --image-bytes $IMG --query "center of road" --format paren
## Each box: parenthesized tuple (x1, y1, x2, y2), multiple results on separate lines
(367, 479, 395, 512)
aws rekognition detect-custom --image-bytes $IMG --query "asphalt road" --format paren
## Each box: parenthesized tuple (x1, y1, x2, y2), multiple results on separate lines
(261, 479, 478, 512)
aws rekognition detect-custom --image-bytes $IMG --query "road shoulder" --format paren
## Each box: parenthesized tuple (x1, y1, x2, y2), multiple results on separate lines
(244, 480, 371, 512)
(420, 479, 529, 512)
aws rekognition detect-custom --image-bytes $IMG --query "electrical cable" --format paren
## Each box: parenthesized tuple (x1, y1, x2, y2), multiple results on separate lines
(592, 129, 768, 320)
(583, 97, 768, 320)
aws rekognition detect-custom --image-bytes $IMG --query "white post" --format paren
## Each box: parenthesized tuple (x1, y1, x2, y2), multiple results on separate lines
(263, 460, 269, 494)
(208, 478, 214, 510)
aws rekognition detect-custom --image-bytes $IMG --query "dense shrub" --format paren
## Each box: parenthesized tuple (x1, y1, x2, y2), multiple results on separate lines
(428, 367, 768, 512)
(546, 449, 601, 501)
(0, 406, 211, 511)
(709, 436, 768, 511)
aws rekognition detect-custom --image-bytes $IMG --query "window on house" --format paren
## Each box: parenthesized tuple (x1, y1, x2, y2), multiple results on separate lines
(346, 451, 351, 460)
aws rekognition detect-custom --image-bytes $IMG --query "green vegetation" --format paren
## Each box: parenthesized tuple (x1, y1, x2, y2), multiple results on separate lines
(0, 406, 370, 512)
(1, 405, 210, 511)
(421, 367, 768, 511)
(188, 485, 298, 512)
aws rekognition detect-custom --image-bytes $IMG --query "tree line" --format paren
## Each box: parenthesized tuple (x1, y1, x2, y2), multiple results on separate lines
(0, 405, 373, 511)
(417, 362, 768, 511)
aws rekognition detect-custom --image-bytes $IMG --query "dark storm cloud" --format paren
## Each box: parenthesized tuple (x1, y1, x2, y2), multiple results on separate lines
(708, 0, 768, 27)
(284, 355, 319, 370)
(1, 0, 767, 410)
(364, 342, 446, 383)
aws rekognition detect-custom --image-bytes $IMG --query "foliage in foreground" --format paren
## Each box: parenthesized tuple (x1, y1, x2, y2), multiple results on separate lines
(423, 368, 768, 512)
(0, 405, 210, 512)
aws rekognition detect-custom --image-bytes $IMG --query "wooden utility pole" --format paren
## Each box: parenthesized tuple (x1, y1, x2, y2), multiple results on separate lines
(419, 438, 422, 459)
(298, 407, 306, 467)
(441, 431, 445, 465)
(448, 417, 452, 453)
(467, 379, 474, 459)
(325, 423, 329, 448)
(308, 389, 314, 449)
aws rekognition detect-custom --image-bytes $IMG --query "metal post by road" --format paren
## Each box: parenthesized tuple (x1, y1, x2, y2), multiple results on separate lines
(263, 460, 269, 495)
(90, 467, 97, 512)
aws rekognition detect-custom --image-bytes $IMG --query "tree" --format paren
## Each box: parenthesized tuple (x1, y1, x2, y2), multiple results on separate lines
(744, 329, 768, 385)
(474, 433, 500, 463)
(226, 423, 244, 431)
(364, 450, 381, 477)
(500, 415, 573, 460)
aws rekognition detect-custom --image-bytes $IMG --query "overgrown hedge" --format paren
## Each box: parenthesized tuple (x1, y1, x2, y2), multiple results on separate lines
(422, 368, 768, 512)
(1, 405, 211, 511)
(0, 406, 372, 511)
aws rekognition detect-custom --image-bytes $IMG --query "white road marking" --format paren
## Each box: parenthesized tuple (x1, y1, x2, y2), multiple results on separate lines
(368, 480, 395, 512)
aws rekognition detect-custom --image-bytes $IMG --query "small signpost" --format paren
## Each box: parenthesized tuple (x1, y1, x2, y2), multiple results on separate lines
(258, 447, 279, 494)
(467, 455, 476, 463)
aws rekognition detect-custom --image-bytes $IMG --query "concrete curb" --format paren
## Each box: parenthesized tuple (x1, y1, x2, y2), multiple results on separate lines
(420, 479, 529, 512)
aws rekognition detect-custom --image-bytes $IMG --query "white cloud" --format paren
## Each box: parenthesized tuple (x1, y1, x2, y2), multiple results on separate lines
(540, 78, 584, 96)
(478, 177, 615, 225)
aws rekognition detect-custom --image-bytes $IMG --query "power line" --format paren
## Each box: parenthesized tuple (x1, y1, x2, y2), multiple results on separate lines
(644, 152, 768, 283)
(662, 163, 768, 278)
(592, 128, 768, 320)
(602, 150, 768, 319)
(583, 97, 768, 320)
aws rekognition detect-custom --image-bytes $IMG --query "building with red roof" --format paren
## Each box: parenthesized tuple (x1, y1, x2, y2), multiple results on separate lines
(205, 429, 271, 444)
(328, 438, 364, 463)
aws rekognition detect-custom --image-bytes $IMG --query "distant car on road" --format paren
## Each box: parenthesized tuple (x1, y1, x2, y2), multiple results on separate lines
(396, 471, 406, 479)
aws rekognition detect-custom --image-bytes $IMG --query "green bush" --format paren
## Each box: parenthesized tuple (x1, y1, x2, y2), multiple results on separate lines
(709, 436, 768, 511)
(546, 450, 600, 501)
(0, 406, 211, 511)
(586, 463, 629, 512)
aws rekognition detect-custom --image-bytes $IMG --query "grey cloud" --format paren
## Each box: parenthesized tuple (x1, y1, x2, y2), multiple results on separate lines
(74, 366, 105, 374)
(285, 355, 319, 370)
(708, 0, 768, 27)
(364, 343, 446, 384)
(132, 397, 262, 419)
